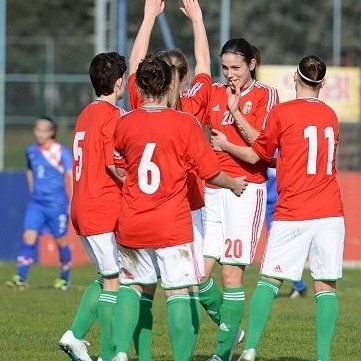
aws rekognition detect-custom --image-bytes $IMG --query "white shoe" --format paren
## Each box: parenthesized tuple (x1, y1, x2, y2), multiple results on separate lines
(59, 330, 92, 361)
(237, 348, 256, 361)
(229, 327, 245, 360)
(207, 356, 222, 361)
(112, 352, 128, 361)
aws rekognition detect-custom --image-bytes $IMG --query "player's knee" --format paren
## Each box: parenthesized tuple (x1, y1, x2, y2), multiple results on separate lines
(23, 230, 38, 245)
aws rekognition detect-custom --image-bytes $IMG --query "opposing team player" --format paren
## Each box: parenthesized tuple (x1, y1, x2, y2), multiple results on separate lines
(199, 38, 278, 361)
(212, 55, 344, 361)
(127, 0, 213, 358)
(111, 54, 247, 361)
(59, 52, 127, 361)
(7, 116, 72, 291)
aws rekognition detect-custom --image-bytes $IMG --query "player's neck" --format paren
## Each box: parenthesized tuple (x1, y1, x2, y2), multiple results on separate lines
(296, 88, 320, 99)
(97, 94, 117, 105)
(142, 96, 168, 109)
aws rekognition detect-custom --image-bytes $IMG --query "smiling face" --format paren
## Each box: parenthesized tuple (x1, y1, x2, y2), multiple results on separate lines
(221, 52, 256, 90)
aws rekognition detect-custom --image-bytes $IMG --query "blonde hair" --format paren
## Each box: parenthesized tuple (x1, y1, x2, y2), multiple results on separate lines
(157, 49, 189, 110)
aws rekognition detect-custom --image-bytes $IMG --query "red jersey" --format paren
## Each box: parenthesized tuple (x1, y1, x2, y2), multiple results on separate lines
(207, 80, 278, 183)
(128, 72, 213, 210)
(113, 107, 221, 249)
(71, 100, 125, 235)
(252, 97, 344, 220)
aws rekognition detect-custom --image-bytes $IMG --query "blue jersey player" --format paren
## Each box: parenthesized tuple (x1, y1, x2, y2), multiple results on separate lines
(7, 116, 73, 290)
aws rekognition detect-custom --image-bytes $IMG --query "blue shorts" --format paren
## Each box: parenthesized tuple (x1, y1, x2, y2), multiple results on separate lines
(24, 200, 69, 238)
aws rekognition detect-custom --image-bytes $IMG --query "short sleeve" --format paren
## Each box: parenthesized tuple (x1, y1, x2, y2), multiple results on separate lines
(255, 87, 279, 131)
(103, 113, 121, 166)
(252, 108, 280, 162)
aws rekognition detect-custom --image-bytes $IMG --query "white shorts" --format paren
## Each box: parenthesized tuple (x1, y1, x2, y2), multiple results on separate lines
(192, 209, 205, 278)
(261, 217, 345, 281)
(80, 232, 119, 277)
(118, 242, 201, 289)
(202, 183, 266, 265)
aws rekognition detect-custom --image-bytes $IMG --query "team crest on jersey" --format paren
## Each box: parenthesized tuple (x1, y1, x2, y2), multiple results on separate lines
(242, 100, 253, 114)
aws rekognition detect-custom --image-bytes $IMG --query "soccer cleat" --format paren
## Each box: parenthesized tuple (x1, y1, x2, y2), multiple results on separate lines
(237, 348, 256, 361)
(112, 352, 128, 361)
(229, 327, 246, 360)
(289, 287, 307, 299)
(59, 330, 92, 361)
(207, 356, 222, 361)
(6, 275, 28, 289)
(54, 278, 70, 291)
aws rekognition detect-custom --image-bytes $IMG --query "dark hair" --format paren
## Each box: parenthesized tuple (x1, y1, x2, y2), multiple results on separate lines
(157, 49, 189, 110)
(89, 52, 127, 97)
(220, 38, 260, 79)
(136, 54, 172, 99)
(297, 55, 326, 87)
(37, 115, 57, 138)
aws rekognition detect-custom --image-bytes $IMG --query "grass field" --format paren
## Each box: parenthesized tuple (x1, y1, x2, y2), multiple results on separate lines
(1, 262, 360, 361)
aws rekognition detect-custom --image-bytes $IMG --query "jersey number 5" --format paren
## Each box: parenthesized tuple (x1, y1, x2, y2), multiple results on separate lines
(73, 131, 86, 181)
(138, 143, 160, 194)
(304, 126, 335, 175)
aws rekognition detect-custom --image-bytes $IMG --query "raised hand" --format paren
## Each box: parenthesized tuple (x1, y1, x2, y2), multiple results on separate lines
(180, 0, 202, 22)
(226, 81, 241, 115)
(144, 0, 165, 19)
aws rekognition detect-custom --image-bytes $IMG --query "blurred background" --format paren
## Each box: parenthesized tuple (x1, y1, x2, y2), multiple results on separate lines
(0, 0, 360, 263)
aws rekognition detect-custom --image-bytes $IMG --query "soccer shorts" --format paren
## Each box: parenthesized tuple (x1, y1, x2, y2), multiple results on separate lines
(192, 208, 205, 278)
(80, 232, 120, 277)
(24, 200, 68, 238)
(118, 241, 200, 289)
(261, 217, 345, 281)
(202, 182, 266, 265)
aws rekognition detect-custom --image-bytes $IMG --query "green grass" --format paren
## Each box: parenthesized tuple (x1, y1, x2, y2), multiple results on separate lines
(0, 262, 360, 360)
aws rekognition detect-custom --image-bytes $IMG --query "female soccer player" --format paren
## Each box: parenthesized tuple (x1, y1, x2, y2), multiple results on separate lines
(212, 55, 344, 361)
(59, 51, 127, 361)
(7, 116, 72, 291)
(111, 54, 247, 361)
(127, 0, 214, 359)
(199, 38, 278, 361)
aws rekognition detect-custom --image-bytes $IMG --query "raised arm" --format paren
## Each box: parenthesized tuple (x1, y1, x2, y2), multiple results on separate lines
(128, 0, 164, 75)
(180, 0, 210, 75)
(227, 84, 259, 144)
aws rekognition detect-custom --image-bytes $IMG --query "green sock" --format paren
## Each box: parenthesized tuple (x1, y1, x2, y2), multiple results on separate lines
(199, 278, 222, 325)
(167, 294, 193, 361)
(215, 287, 245, 361)
(133, 293, 154, 361)
(98, 290, 118, 361)
(112, 286, 141, 355)
(244, 279, 279, 350)
(71, 279, 102, 339)
(316, 291, 338, 361)
(189, 291, 202, 354)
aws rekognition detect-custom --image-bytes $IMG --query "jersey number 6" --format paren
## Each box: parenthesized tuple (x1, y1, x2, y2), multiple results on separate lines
(138, 143, 160, 194)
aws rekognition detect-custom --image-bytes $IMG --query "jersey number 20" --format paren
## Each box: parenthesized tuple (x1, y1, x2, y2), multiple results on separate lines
(138, 143, 160, 194)
(304, 126, 334, 175)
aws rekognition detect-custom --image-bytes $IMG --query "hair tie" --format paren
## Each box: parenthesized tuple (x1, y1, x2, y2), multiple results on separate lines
(297, 65, 324, 84)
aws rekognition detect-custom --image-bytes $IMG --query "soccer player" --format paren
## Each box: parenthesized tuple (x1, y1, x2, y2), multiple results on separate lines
(111, 54, 247, 361)
(266, 166, 308, 299)
(199, 38, 278, 361)
(6, 116, 72, 291)
(212, 55, 344, 361)
(127, 0, 213, 359)
(59, 52, 127, 361)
